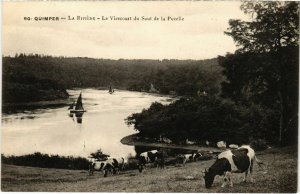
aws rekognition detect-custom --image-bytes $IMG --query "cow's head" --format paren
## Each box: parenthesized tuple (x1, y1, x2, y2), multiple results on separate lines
(138, 165, 143, 173)
(203, 168, 214, 188)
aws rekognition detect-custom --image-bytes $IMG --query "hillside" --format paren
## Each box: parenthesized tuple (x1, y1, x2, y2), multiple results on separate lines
(1, 146, 297, 192)
(3, 55, 223, 100)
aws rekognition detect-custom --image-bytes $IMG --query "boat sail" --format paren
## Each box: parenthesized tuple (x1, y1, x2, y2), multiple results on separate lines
(68, 101, 75, 110)
(70, 92, 86, 113)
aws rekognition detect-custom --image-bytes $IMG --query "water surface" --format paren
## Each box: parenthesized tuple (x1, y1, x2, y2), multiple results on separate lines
(2, 89, 173, 158)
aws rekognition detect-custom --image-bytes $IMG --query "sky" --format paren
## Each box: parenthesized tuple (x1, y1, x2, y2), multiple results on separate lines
(3, 1, 248, 60)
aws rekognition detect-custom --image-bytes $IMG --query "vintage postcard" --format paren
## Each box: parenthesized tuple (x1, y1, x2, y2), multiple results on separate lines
(2, 1, 298, 192)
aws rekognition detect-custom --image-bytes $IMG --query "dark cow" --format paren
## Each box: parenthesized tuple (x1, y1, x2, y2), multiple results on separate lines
(154, 151, 166, 169)
(203, 145, 263, 188)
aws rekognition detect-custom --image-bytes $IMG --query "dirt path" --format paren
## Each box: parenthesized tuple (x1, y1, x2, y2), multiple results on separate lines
(1, 146, 297, 192)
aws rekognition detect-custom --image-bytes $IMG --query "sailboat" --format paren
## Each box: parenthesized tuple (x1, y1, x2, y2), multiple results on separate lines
(108, 85, 114, 94)
(68, 101, 76, 110)
(70, 92, 87, 113)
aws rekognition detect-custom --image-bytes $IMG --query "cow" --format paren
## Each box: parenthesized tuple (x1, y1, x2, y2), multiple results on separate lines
(154, 151, 166, 169)
(108, 157, 125, 175)
(89, 157, 125, 177)
(177, 153, 195, 165)
(137, 150, 159, 172)
(229, 144, 239, 149)
(217, 141, 227, 149)
(203, 145, 263, 188)
(88, 160, 112, 176)
(193, 152, 203, 161)
(186, 139, 196, 145)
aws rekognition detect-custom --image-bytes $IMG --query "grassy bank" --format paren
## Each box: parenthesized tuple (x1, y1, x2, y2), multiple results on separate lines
(1, 146, 297, 192)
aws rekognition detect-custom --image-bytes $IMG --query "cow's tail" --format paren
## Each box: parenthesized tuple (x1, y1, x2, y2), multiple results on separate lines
(254, 156, 264, 167)
(254, 156, 268, 173)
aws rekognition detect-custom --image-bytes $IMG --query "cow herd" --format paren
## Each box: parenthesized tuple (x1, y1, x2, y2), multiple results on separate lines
(89, 145, 264, 189)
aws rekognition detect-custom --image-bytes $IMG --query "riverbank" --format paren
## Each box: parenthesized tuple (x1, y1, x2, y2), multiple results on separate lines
(121, 134, 226, 153)
(1, 146, 297, 192)
(2, 99, 72, 114)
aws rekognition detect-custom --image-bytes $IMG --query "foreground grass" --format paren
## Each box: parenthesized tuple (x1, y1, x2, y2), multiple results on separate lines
(1, 146, 297, 192)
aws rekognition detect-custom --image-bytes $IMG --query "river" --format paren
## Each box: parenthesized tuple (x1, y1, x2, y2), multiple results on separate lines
(1, 89, 173, 158)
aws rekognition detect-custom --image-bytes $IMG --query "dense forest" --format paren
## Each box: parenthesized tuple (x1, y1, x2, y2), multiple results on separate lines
(126, 2, 299, 146)
(3, 55, 221, 104)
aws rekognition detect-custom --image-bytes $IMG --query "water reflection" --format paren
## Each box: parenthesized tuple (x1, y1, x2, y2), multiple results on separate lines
(75, 112, 84, 124)
(68, 112, 84, 124)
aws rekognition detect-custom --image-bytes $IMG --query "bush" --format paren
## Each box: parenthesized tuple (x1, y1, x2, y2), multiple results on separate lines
(1, 153, 89, 170)
(126, 96, 276, 144)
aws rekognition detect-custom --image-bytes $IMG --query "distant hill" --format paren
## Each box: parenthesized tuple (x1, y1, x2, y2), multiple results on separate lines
(3, 54, 223, 103)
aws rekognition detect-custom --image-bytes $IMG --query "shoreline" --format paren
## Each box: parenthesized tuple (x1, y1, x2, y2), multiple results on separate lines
(2, 99, 72, 114)
(120, 133, 222, 153)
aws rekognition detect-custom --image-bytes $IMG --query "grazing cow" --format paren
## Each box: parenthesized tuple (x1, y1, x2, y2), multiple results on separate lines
(137, 150, 158, 172)
(107, 157, 125, 175)
(193, 152, 203, 161)
(177, 153, 195, 165)
(203, 145, 263, 188)
(89, 157, 125, 177)
(89, 160, 112, 176)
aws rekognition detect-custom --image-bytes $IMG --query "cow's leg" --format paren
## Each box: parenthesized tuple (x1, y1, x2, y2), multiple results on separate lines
(88, 163, 94, 176)
(138, 165, 143, 173)
(104, 169, 108, 177)
(112, 167, 117, 175)
(243, 171, 248, 182)
(221, 173, 228, 187)
(250, 159, 255, 183)
(226, 172, 233, 187)
(183, 158, 187, 166)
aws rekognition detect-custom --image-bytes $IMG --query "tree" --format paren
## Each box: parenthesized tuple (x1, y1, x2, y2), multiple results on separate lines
(225, 2, 299, 53)
(89, 149, 109, 161)
(221, 2, 299, 145)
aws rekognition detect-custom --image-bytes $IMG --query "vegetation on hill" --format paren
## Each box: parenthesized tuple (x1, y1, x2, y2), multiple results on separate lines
(220, 1, 298, 145)
(3, 55, 222, 104)
(3, 75, 68, 104)
(1, 153, 89, 170)
(126, 97, 273, 144)
(126, 2, 298, 146)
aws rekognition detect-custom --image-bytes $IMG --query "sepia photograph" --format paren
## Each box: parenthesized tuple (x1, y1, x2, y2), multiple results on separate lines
(1, 1, 298, 192)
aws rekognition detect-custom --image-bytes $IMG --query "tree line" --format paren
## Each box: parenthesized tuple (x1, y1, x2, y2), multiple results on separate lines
(1, 153, 89, 170)
(3, 55, 222, 104)
(126, 2, 298, 146)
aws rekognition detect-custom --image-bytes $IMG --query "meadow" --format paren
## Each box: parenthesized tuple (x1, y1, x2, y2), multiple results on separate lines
(1, 146, 297, 192)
